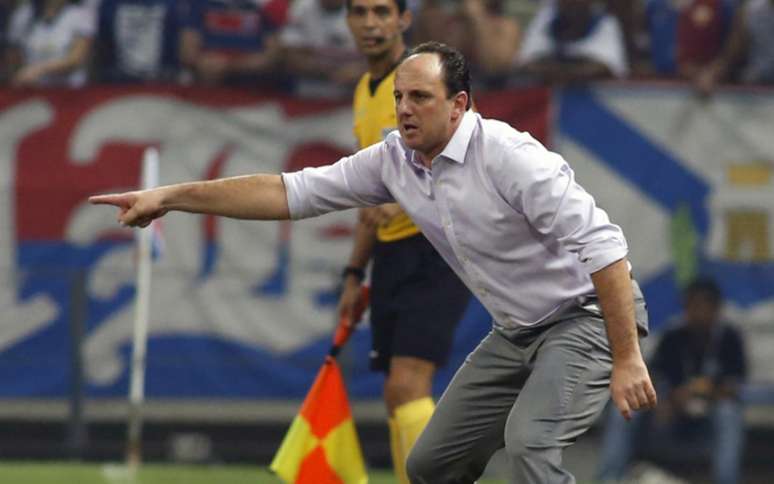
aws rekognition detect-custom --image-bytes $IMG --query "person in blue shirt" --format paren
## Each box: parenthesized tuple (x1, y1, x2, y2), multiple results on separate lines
(643, 0, 736, 77)
(95, 0, 182, 83)
(597, 277, 747, 484)
(178, 0, 286, 86)
(0, 0, 11, 82)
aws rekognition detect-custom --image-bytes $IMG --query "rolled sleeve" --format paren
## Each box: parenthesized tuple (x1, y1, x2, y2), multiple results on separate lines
(501, 141, 629, 273)
(282, 143, 393, 220)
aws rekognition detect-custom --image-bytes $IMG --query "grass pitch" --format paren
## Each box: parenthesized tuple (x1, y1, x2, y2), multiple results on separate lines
(0, 462, 509, 483)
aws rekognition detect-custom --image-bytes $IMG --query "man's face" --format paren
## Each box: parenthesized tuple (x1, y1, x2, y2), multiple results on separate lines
(394, 54, 466, 161)
(684, 293, 720, 330)
(346, 0, 409, 58)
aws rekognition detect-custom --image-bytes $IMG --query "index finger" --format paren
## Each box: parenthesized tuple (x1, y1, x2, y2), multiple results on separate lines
(89, 194, 128, 206)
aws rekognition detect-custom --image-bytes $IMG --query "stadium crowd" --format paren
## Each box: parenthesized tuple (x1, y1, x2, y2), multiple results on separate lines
(1, 0, 773, 94)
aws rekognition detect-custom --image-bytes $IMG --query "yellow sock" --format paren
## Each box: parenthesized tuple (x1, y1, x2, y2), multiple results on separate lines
(388, 417, 410, 484)
(394, 397, 435, 466)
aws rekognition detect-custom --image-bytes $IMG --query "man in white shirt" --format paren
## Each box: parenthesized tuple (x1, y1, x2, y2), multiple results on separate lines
(7, 0, 95, 87)
(518, 0, 628, 84)
(91, 41, 656, 483)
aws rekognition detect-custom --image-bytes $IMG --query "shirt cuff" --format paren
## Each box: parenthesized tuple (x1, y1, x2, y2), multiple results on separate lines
(281, 171, 306, 220)
(580, 244, 629, 274)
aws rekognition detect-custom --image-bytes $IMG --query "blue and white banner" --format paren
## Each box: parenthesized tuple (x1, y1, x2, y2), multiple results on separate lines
(1, 84, 772, 400)
(555, 84, 774, 387)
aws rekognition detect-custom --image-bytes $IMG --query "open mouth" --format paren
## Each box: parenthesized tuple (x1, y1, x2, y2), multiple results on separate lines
(362, 36, 385, 48)
(402, 123, 418, 134)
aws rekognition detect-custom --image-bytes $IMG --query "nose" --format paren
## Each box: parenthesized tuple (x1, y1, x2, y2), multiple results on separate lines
(396, 97, 410, 119)
(363, 10, 377, 27)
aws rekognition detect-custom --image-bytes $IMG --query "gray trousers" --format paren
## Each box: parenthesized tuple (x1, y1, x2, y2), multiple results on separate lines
(406, 313, 614, 484)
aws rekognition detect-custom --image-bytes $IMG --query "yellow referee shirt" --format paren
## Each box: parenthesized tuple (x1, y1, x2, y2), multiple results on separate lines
(353, 69, 420, 242)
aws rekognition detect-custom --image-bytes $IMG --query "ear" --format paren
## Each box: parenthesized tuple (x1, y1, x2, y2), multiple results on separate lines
(399, 9, 412, 32)
(451, 91, 468, 119)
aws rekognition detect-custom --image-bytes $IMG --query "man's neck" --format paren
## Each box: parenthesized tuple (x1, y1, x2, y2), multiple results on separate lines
(416, 115, 465, 169)
(417, 153, 433, 169)
(367, 45, 406, 80)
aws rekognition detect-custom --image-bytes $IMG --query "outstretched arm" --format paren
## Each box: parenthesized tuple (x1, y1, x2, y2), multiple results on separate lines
(89, 174, 289, 227)
(592, 258, 657, 420)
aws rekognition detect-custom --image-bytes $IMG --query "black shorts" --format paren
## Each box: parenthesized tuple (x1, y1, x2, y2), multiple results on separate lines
(369, 234, 470, 372)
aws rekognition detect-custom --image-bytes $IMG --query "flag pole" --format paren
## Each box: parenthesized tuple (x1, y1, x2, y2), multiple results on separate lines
(329, 286, 370, 358)
(270, 286, 370, 483)
(126, 147, 159, 469)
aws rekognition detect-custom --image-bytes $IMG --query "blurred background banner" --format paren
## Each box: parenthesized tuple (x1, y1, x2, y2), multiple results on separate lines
(0, 86, 543, 400)
(1, 83, 772, 400)
(554, 84, 774, 386)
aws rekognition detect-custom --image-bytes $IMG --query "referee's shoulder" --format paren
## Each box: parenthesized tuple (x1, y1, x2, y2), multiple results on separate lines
(354, 71, 370, 87)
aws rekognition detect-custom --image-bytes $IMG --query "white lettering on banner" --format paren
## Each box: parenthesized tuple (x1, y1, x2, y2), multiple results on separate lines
(5, 85, 773, 393)
(61, 96, 358, 385)
(0, 100, 58, 352)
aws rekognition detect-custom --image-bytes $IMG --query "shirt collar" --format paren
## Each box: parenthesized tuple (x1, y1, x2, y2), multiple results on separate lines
(399, 110, 478, 169)
(439, 110, 477, 164)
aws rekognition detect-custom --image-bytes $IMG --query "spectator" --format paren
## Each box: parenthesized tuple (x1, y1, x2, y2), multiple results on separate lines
(412, 0, 520, 86)
(597, 277, 747, 484)
(605, 0, 644, 67)
(179, 0, 287, 86)
(696, 0, 774, 95)
(458, 0, 521, 84)
(518, 0, 628, 85)
(0, 0, 14, 82)
(640, 0, 736, 79)
(411, 0, 467, 57)
(6, 0, 96, 87)
(280, 0, 363, 98)
(94, 0, 183, 83)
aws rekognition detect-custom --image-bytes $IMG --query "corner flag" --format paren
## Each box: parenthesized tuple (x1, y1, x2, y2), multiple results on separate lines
(270, 287, 370, 484)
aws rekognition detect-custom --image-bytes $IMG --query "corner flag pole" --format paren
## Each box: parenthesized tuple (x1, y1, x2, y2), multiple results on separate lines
(126, 147, 159, 469)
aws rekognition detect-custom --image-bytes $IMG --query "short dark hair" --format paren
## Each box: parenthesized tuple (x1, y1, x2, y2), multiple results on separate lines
(407, 42, 472, 110)
(683, 277, 723, 305)
(346, 0, 407, 14)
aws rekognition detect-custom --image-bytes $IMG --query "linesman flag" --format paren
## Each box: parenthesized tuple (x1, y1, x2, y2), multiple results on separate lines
(270, 287, 370, 484)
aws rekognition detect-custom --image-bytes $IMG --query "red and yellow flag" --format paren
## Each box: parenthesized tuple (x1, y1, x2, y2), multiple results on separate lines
(270, 356, 368, 484)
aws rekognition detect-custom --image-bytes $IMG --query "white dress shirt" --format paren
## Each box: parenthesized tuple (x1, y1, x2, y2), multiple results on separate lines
(283, 111, 629, 331)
